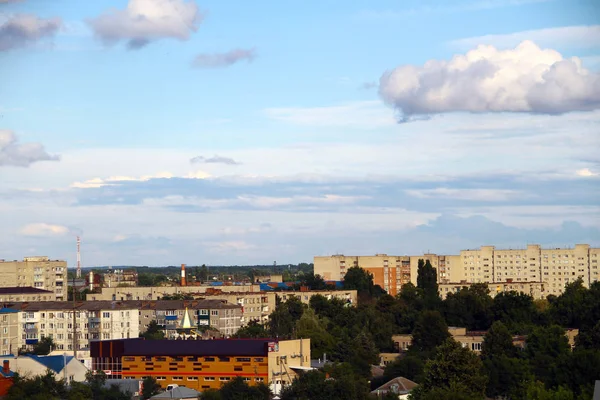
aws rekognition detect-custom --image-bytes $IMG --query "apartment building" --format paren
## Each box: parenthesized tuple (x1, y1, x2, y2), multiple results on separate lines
(0, 257, 67, 301)
(89, 289, 275, 325)
(0, 287, 56, 302)
(314, 244, 598, 297)
(91, 338, 311, 395)
(314, 254, 461, 296)
(5, 301, 140, 353)
(137, 300, 242, 337)
(0, 308, 19, 356)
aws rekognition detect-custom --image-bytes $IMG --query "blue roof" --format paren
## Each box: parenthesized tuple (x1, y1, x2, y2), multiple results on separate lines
(29, 355, 74, 373)
(259, 283, 274, 291)
(0, 308, 18, 314)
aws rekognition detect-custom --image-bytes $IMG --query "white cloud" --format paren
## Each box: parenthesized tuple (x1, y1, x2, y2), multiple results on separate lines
(71, 171, 176, 188)
(0, 13, 62, 51)
(451, 25, 600, 50)
(264, 101, 396, 128)
(19, 223, 69, 237)
(190, 155, 241, 165)
(405, 188, 524, 201)
(576, 168, 598, 177)
(87, 0, 202, 49)
(379, 41, 600, 118)
(192, 48, 256, 68)
(0, 130, 60, 167)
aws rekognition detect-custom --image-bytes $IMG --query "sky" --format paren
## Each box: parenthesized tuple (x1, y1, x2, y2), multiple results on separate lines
(0, 0, 599, 267)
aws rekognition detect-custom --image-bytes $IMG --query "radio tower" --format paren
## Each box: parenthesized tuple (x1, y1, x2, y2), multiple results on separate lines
(76, 236, 81, 279)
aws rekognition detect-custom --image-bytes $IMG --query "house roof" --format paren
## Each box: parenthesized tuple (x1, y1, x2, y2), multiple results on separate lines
(370, 377, 418, 395)
(28, 355, 74, 374)
(0, 287, 54, 295)
(150, 387, 201, 399)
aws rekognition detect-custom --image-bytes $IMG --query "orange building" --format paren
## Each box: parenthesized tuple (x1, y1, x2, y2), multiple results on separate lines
(91, 338, 310, 393)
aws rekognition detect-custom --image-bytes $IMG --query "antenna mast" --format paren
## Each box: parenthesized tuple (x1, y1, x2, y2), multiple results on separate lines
(76, 236, 81, 279)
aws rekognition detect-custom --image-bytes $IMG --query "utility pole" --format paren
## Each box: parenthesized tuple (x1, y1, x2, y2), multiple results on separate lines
(72, 274, 78, 359)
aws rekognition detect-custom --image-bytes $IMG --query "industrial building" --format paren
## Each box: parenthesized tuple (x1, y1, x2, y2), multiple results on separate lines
(91, 338, 311, 395)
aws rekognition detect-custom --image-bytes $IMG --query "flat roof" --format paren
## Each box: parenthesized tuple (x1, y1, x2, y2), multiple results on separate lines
(91, 338, 279, 357)
(0, 287, 54, 295)
(4, 299, 242, 312)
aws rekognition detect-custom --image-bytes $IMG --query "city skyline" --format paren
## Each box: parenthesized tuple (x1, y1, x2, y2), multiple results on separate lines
(1, 0, 599, 266)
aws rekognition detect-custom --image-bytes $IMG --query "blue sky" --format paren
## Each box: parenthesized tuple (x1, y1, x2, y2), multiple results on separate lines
(1, 0, 599, 266)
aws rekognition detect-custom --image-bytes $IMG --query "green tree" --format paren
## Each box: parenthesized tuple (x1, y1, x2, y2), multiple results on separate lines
(410, 310, 449, 354)
(491, 290, 538, 330)
(416, 259, 437, 293)
(481, 321, 517, 359)
(268, 296, 305, 338)
(232, 320, 269, 338)
(141, 376, 161, 400)
(484, 355, 532, 399)
(295, 308, 336, 359)
(410, 338, 487, 400)
(216, 376, 270, 399)
(575, 320, 600, 350)
(381, 354, 425, 383)
(526, 325, 570, 383)
(280, 363, 369, 400)
(554, 348, 600, 399)
(300, 273, 328, 290)
(525, 381, 576, 400)
(443, 284, 492, 331)
(343, 266, 383, 299)
(140, 320, 166, 340)
(31, 336, 55, 355)
(199, 264, 209, 281)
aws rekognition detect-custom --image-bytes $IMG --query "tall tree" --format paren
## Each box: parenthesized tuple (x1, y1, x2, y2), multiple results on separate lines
(140, 320, 165, 340)
(411, 310, 449, 354)
(410, 338, 488, 400)
(444, 284, 492, 331)
(342, 266, 376, 297)
(525, 325, 570, 384)
(417, 259, 437, 293)
(232, 320, 269, 339)
(481, 321, 517, 359)
(141, 377, 161, 400)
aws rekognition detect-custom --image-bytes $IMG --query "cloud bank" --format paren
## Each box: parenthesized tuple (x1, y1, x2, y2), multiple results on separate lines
(192, 48, 256, 68)
(379, 40, 600, 119)
(0, 130, 60, 167)
(0, 13, 62, 51)
(190, 155, 241, 165)
(87, 0, 202, 49)
(19, 223, 69, 237)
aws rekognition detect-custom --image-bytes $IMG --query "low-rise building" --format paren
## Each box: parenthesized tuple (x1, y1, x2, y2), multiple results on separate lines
(89, 289, 274, 325)
(0, 257, 67, 301)
(0, 287, 56, 302)
(91, 338, 311, 395)
(0, 354, 88, 382)
(86, 284, 263, 302)
(439, 281, 547, 299)
(392, 327, 579, 354)
(102, 269, 139, 288)
(277, 289, 357, 306)
(138, 300, 242, 337)
(0, 360, 14, 397)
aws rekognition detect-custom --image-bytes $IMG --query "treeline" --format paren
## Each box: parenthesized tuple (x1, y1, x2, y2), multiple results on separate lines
(239, 262, 600, 400)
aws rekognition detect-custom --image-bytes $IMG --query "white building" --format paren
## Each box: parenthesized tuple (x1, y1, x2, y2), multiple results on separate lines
(0, 354, 89, 382)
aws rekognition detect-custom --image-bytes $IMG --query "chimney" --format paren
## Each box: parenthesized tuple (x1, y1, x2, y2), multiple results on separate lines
(181, 264, 187, 287)
(2, 360, 9, 375)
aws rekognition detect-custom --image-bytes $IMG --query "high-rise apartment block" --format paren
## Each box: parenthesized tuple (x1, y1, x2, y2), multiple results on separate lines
(314, 244, 599, 298)
(0, 257, 67, 301)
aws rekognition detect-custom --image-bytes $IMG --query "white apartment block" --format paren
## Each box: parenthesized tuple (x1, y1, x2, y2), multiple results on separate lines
(0, 257, 67, 301)
(314, 244, 599, 298)
(7, 301, 140, 353)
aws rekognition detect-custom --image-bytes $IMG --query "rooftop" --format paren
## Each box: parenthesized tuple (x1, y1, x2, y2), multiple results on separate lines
(4, 299, 242, 312)
(0, 287, 54, 295)
(91, 338, 278, 357)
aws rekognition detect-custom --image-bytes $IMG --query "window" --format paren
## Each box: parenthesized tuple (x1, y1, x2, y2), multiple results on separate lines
(103, 312, 110, 318)
(204, 377, 215, 381)
(211, 310, 218, 316)
(187, 377, 198, 381)
(156, 376, 166, 381)
(219, 377, 231, 381)
(173, 376, 183, 381)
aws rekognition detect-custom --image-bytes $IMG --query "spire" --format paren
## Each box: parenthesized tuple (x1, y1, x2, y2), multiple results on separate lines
(180, 307, 193, 329)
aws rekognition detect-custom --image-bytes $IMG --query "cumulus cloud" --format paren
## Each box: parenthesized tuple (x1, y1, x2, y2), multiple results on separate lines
(192, 48, 256, 68)
(71, 171, 175, 188)
(87, 0, 202, 49)
(576, 168, 598, 177)
(0, 130, 60, 167)
(379, 40, 600, 119)
(19, 223, 69, 237)
(190, 155, 241, 165)
(0, 14, 62, 51)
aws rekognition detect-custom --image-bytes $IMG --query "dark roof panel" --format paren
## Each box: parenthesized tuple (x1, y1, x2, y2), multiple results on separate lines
(0, 287, 54, 295)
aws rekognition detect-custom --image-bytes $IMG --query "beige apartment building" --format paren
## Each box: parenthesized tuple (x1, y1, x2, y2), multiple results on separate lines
(0, 257, 68, 300)
(314, 254, 461, 296)
(439, 281, 547, 299)
(86, 284, 262, 301)
(314, 244, 599, 298)
(0, 308, 19, 355)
